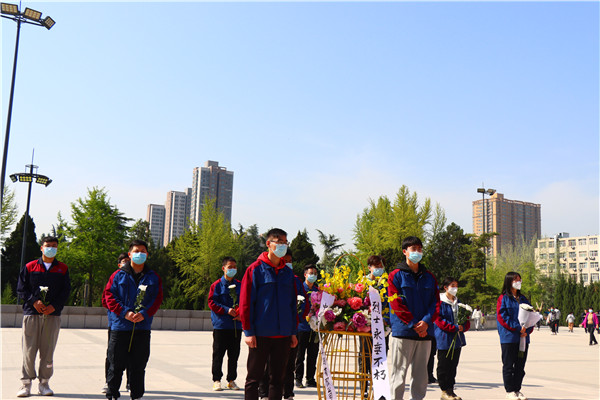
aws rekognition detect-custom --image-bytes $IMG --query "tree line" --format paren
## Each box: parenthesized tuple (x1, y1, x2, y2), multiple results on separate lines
(2, 185, 597, 315)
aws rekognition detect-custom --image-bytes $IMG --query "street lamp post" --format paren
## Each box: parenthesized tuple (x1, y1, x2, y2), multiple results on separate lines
(477, 186, 496, 282)
(0, 2, 55, 209)
(10, 160, 52, 274)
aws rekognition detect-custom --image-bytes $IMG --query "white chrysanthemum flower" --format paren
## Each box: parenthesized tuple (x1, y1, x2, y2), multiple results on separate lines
(39, 286, 49, 292)
(458, 303, 473, 312)
(297, 295, 305, 302)
(332, 307, 342, 316)
(228, 284, 236, 289)
(138, 284, 148, 291)
(520, 304, 534, 311)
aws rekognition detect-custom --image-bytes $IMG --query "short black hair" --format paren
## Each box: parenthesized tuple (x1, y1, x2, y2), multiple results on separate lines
(266, 228, 287, 241)
(222, 256, 237, 266)
(304, 264, 318, 274)
(41, 236, 59, 245)
(128, 239, 149, 252)
(401, 236, 423, 250)
(367, 255, 383, 267)
(285, 248, 293, 257)
(441, 277, 457, 290)
(501, 271, 521, 295)
(118, 253, 129, 264)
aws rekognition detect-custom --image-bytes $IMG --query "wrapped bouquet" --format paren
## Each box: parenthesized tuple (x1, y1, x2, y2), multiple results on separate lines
(517, 303, 542, 357)
(447, 303, 472, 359)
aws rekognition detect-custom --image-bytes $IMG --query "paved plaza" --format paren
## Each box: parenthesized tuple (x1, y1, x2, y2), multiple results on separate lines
(2, 326, 598, 400)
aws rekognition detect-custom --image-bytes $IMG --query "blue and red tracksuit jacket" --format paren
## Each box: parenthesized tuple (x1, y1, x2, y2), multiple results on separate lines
(240, 252, 298, 337)
(298, 281, 318, 333)
(208, 276, 242, 330)
(17, 257, 71, 316)
(496, 293, 533, 344)
(434, 293, 470, 350)
(388, 262, 439, 339)
(102, 263, 163, 331)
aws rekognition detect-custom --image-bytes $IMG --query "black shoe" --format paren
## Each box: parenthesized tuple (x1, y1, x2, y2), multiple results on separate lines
(305, 380, 317, 388)
(428, 377, 437, 384)
(295, 380, 305, 388)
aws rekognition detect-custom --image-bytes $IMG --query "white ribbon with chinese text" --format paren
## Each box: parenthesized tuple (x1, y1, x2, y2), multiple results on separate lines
(317, 291, 337, 400)
(369, 286, 391, 400)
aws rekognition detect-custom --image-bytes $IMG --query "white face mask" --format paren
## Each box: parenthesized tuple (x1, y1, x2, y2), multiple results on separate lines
(447, 287, 458, 296)
(512, 281, 522, 291)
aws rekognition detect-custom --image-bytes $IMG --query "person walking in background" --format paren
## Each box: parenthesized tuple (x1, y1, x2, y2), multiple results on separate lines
(103, 253, 131, 394)
(434, 277, 470, 400)
(294, 264, 320, 390)
(102, 240, 163, 400)
(388, 236, 440, 400)
(497, 272, 533, 400)
(581, 308, 598, 346)
(554, 308, 561, 333)
(472, 306, 483, 331)
(16, 236, 71, 398)
(240, 228, 298, 400)
(208, 257, 242, 392)
(565, 312, 575, 333)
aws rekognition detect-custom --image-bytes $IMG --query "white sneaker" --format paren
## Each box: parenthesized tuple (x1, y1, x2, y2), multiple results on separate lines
(213, 381, 223, 391)
(101, 383, 108, 393)
(38, 381, 54, 396)
(506, 392, 519, 399)
(17, 383, 31, 397)
(516, 391, 528, 400)
(227, 381, 240, 390)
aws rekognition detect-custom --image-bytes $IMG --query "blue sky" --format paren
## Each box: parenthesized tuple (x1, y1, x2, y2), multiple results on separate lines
(2, 1, 598, 255)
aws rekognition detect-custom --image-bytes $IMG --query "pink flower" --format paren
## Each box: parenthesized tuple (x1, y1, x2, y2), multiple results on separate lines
(333, 322, 346, 331)
(354, 283, 365, 293)
(363, 296, 371, 307)
(356, 325, 371, 333)
(324, 310, 336, 322)
(352, 312, 368, 328)
(337, 288, 344, 294)
(333, 299, 347, 307)
(346, 324, 356, 332)
(311, 290, 322, 305)
(347, 297, 363, 310)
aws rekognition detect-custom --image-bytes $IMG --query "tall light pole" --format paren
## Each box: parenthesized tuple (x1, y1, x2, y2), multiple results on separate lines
(10, 155, 52, 275)
(0, 3, 55, 209)
(477, 186, 496, 282)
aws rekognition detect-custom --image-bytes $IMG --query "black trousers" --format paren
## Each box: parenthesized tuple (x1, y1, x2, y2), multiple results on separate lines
(428, 337, 437, 379)
(212, 329, 242, 382)
(245, 336, 291, 400)
(258, 343, 297, 398)
(587, 326, 598, 344)
(500, 342, 528, 393)
(295, 331, 319, 384)
(106, 329, 151, 400)
(436, 347, 461, 392)
(105, 329, 129, 386)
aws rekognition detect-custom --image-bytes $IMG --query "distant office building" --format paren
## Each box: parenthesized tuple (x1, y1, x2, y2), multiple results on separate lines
(146, 204, 165, 247)
(163, 190, 191, 245)
(472, 192, 541, 257)
(535, 233, 599, 285)
(190, 160, 234, 225)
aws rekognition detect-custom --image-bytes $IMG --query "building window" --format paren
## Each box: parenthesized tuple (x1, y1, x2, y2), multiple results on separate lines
(590, 237, 598, 245)
(591, 262, 599, 269)
(569, 263, 577, 269)
(559, 240, 566, 247)
(549, 253, 555, 260)
(568, 239, 576, 247)
(548, 241, 555, 248)
(540, 264, 547, 270)
(579, 251, 587, 258)
(560, 263, 566, 269)
(579, 239, 587, 246)
(559, 252, 565, 258)
(592, 274, 600, 283)
(579, 262, 587, 269)
(582, 274, 589, 282)
(540, 254, 547, 259)
(569, 252, 576, 258)
(570, 274, 577, 280)
(590, 250, 598, 257)
(539, 242, 546, 249)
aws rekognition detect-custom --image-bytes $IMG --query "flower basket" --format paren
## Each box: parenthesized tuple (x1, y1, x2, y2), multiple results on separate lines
(317, 330, 374, 400)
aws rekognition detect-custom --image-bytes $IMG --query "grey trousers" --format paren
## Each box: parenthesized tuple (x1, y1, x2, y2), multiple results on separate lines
(390, 337, 431, 400)
(21, 315, 61, 383)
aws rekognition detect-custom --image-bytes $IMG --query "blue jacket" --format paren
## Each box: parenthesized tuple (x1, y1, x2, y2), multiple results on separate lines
(208, 276, 242, 330)
(102, 263, 163, 331)
(434, 293, 470, 350)
(240, 252, 298, 337)
(298, 281, 318, 333)
(388, 262, 439, 339)
(496, 293, 533, 344)
(18, 257, 71, 316)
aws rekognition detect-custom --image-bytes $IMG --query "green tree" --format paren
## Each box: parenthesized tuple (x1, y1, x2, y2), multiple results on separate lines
(316, 229, 345, 273)
(424, 222, 472, 281)
(1, 214, 39, 296)
(290, 229, 319, 276)
(458, 268, 498, 312)
(171, 198, 239, 309)
(234, 224, 265, 272)
(1, 185, 18, 242)
(128, 219, 155, 251)
(353, 185, 445, 267)
(58, 187, 130, 307)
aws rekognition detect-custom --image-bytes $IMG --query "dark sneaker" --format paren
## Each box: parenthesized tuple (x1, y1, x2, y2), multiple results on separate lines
(295, 380, 305, 388)
(305, 380, 317, 388)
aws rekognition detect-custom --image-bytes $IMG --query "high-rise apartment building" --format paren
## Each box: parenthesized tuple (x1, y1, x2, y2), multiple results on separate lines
(163, 190, 191, 245)
(146, 204, 165, 247)
(472, 192, 541, 257)
(535, 233, 599, 285)
(190, 160, 234, 225)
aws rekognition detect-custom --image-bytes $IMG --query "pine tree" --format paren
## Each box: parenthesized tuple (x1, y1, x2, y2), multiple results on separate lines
(1, 214, 38, 295)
